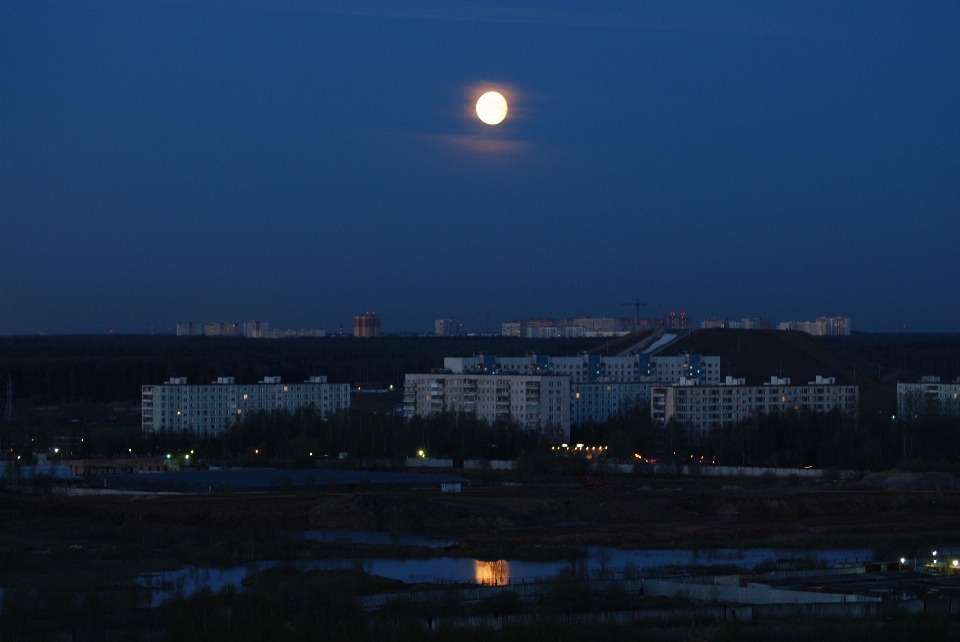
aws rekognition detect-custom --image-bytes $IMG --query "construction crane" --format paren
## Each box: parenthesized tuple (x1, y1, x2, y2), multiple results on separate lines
(568, 450, 606, 488)
(621, 299, 646, 331)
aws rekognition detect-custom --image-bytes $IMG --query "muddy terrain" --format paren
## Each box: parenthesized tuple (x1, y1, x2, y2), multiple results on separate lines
(4, 477, 959, 553)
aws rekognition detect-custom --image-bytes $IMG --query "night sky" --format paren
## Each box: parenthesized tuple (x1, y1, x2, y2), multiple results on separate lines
(2, 1, 958, 334)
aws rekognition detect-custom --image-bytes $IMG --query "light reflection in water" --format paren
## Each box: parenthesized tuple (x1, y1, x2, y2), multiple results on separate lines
(474, 560, 509, 585)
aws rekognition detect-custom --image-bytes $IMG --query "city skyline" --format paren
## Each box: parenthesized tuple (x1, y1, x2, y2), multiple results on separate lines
(2, 1, 958, 334)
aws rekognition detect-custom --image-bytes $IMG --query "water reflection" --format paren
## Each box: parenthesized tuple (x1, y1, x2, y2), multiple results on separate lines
(474, 560, 509, 585)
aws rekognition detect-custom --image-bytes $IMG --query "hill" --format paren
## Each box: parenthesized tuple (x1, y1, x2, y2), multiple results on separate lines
(655, 328, 888, 393)
(820, 333, 960, 384)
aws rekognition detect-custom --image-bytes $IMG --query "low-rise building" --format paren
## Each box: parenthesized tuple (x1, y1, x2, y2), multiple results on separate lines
(142, 376, 350, 436)
(652, 375, 858, 432)
(62, 458, 166, 476)
(403, 373, 570, 441)
(898, 376, 960, 418)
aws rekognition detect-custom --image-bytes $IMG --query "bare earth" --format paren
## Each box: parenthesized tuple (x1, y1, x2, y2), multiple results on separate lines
(6, 477, 959, 551)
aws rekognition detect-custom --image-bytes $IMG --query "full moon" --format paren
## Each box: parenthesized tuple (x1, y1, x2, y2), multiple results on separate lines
(476, 91, 508, 125)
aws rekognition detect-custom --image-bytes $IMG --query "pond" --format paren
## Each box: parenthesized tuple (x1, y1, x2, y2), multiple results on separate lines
(135, 544, 877, 607)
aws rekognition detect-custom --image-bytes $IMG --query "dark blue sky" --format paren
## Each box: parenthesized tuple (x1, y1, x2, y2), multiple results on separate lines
(2, 1, 958, 334)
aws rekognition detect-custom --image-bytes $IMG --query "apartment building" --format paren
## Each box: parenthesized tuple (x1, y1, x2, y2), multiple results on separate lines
(443, 353, 721, 385)
(354, 312, 381, 337)
(779, 317, 851, 336)
(701, 317, 772, 330)
(403, 373, 570, 440)
(897, 376, 960, 418)
(142, 376, 350, 436)
(651, 376, 858, 432)
(435, 318, 462, 336)
(571, 381, 654, 424)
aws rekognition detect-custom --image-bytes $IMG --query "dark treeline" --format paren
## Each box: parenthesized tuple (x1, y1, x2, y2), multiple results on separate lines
(822, 332, 960, 382)
(571, 393, 960, 471)
(8, 395, 959, 472)
(0, 335, 605, 405)
(137, 408, 551, 468)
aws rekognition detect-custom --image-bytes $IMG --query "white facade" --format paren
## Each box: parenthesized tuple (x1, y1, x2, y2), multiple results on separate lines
(403, 373, 570, 440)
(897, 377, 960, 418)
(141, 376, 350, 436)
(652, 376, 859, 432)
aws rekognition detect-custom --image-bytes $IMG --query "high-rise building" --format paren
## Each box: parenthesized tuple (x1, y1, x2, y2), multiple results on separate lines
(243, 321, 269, 338)
(701, 316, 772, 330)
(778, 317, 851, 336)
(501, 321, 524, 337)
(205, 322, 240, 337)
(435, 318, 462, 336)
(176, 322, 203, 336)
(141, 376, 350, 436)
(354, 312, 381, 337)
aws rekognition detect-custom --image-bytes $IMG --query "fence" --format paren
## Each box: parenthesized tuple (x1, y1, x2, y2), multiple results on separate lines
(418, 600, 931, 630)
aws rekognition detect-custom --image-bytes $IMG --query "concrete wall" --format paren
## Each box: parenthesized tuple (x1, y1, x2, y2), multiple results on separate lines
(606, 462, 857, 479)
(405, 458, 454, 468)
(464, 459, 518, 470)
(420, 600, 925, 631)
(641, 578, 880, 604)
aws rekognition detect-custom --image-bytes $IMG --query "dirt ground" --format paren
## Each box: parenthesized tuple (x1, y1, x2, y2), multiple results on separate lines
(4, 476, 960, 552)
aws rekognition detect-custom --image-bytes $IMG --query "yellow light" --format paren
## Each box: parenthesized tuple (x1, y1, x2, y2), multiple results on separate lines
(474, 560, 509, 585)
(417, 449, 425, 458)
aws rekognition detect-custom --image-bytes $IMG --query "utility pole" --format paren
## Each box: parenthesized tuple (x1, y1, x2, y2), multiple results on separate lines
(3, 376, 13, 425)
(3, 376, 14, 456)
